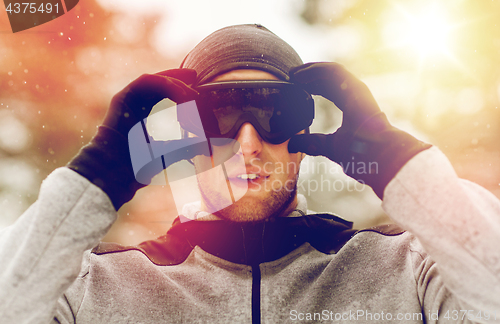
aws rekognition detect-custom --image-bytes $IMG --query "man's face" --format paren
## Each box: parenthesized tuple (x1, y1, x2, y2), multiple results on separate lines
(192, 69, 305, 222)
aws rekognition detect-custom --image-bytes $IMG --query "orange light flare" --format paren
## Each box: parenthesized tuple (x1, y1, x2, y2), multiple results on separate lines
(382, 2, 464, 71)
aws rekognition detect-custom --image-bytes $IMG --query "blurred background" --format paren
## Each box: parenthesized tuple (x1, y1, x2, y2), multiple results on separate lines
(1, 0, 499, 245)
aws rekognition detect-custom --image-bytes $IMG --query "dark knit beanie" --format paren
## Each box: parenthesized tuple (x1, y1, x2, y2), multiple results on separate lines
(180, 24, 303, 85)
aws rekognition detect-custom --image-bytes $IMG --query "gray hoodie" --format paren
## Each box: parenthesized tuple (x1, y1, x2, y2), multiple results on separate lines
(1, 147, 499, 323)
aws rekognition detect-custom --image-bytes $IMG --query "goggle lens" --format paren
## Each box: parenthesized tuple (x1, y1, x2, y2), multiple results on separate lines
(178, 81, 314, 145)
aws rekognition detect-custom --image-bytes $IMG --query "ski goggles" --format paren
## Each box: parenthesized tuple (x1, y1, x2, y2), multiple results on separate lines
(177, 81, 314, 145)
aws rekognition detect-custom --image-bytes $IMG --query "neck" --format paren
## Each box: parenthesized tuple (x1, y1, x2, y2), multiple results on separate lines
(198, 193, 300, 222)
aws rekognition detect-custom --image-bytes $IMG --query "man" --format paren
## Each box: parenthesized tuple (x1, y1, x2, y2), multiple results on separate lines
(1, 24, 499, 323)
(182, 69, 306, 222)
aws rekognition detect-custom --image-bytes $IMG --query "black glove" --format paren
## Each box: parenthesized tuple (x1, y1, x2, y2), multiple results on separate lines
(67, 69, 206, 210)
(288, 62, 431, 199)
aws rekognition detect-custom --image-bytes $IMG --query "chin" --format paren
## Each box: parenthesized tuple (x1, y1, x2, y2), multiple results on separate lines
(214, 183, 298, 223)
(215, 200, 271, 222)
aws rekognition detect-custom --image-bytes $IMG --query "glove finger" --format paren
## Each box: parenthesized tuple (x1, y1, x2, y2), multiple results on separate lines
(156, 68, 197, 85)
(289, 62, 316, 75)
(290, 62, 346, 92)
(153, 76, 199, 103)
(291, 63, 355, 118)
(291, 62, 381, 127)
(122, 74, 198, 114)
(290, 62, 346, 85)
(106, 74, 198, 136)
(290, 62, 366, 100)
(130, 73, 198, 102)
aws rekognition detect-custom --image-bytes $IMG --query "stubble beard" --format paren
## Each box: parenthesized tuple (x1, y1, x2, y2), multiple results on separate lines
(200, 173, 299, 222)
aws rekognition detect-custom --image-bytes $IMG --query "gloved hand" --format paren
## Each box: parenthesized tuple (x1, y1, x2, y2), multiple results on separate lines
(288, 62, 431, 199)
(67, 69, 206, 210)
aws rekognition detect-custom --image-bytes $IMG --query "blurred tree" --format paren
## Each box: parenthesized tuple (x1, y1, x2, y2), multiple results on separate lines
(297, 0, 500, 200)
(0, 0, 181, 244)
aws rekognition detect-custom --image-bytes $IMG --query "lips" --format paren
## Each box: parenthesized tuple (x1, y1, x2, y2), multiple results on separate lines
(237, 173, 260, 180)
(232, 172, 269, 182)
(227, 167, 270, 186)
(229, 166, 269, 179)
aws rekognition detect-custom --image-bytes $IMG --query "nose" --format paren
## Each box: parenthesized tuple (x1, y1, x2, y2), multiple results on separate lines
(234, 122, 263, 158)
